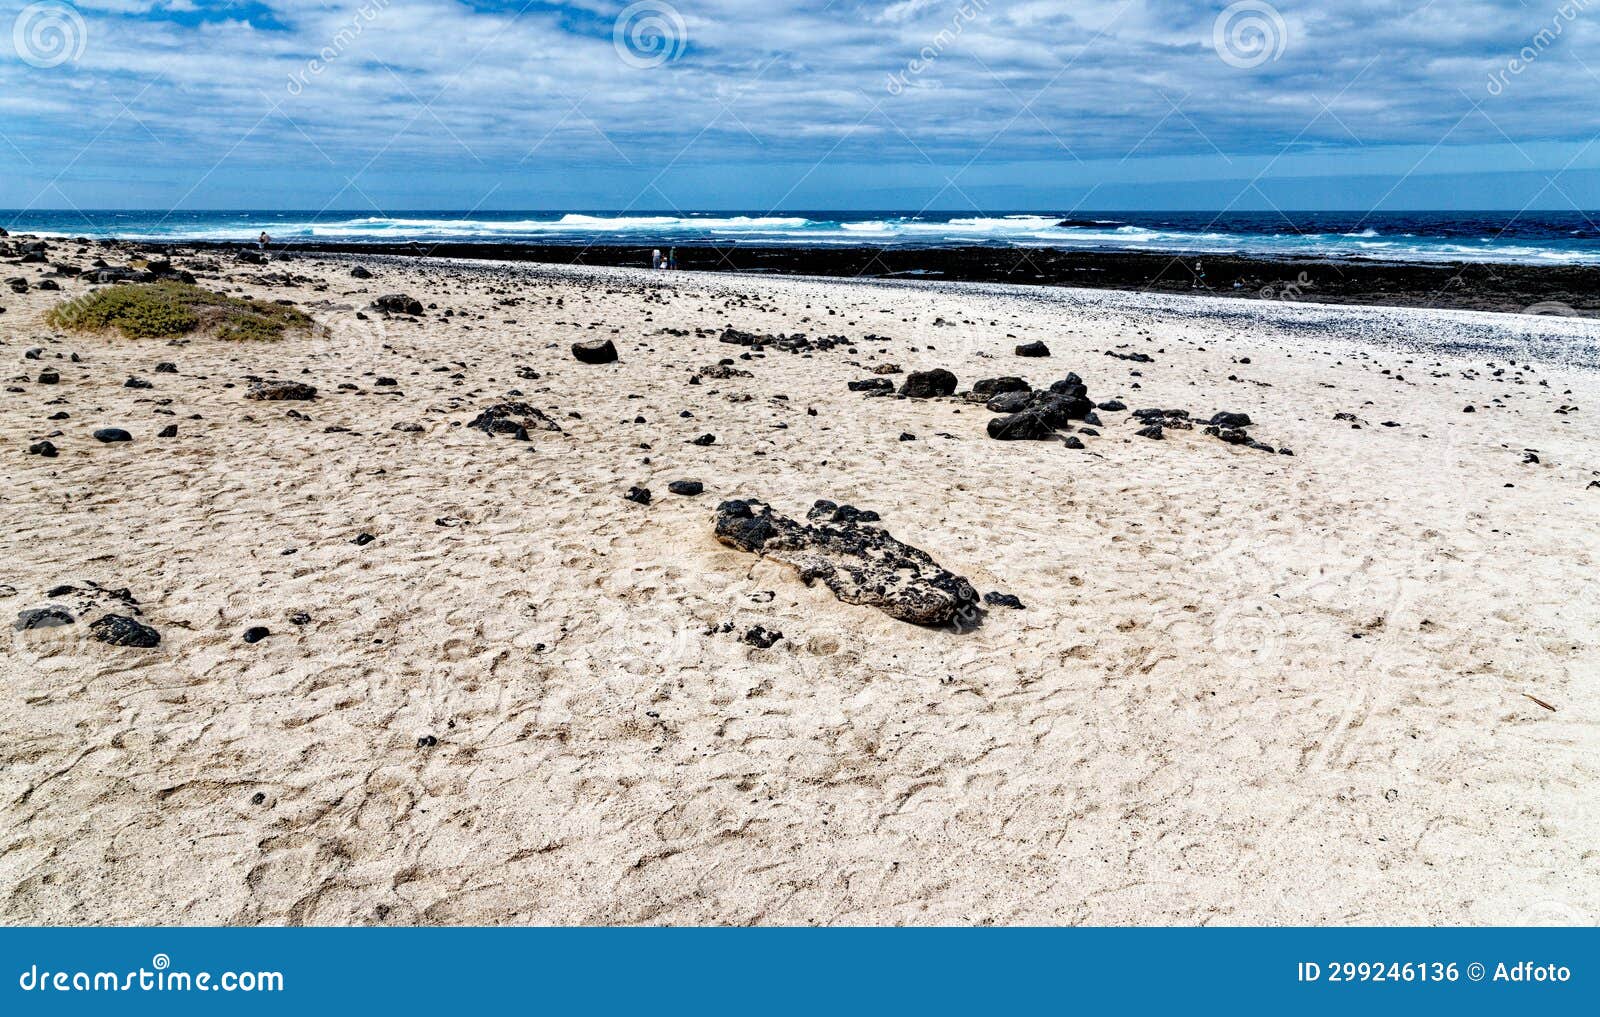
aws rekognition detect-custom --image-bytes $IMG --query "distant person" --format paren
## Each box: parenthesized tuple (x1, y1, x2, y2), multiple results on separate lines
(1193, 260, 1207, 289)
(668, 248, 678, 270)
(651, 248, 662, 270)
(258, 231, 271, 251)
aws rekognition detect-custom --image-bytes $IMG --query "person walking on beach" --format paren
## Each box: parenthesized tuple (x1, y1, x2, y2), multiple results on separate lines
(667, 248, 678, 270)
(651, 248, 662, 270)
(258, 231, 271, 252)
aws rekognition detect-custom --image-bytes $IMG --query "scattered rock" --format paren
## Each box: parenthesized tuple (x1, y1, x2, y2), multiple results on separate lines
(848, 378, 895, 394)
(668, 480, 704, 496)
(93, 428, 132, 443)
(371, 293, 423, 315)
(14, 605, 74, 631)
(712, 498, 979, 627)
(90, 614, 161, 648)
(350, 265, 373, 279)
(900, 369, 958, 398)
(743, 625, 783, 649)
(466, 401, 561, 439)
(242, 626, 271, 644)
(571, 339, 619, 364)
(624, 486, 652, 505)
(1014, 341, 1051, 358)
(972, 377, 1030, 397)
(987, 411, 1055, 441)
(983, 592, 1025, 609)
(157, 424, 177, 438)
(27, 440, 57, 458)
(247, 380, 317, 401)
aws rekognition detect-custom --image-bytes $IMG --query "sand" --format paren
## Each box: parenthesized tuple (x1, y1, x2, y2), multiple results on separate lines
(2, 252, 1598, 925)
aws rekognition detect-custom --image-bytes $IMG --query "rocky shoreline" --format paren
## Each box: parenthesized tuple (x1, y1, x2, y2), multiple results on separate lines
(162, 238, 1600, 317)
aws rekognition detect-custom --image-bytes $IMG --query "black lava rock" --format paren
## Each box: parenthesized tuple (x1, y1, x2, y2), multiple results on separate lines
(13, 605, 74, 631)
(572, 339, 619, 364)
(986, 390, 1034, 414)
(93, 428, 132, 443)
(246, 380, 317, 401)
(743, 625, 784, 649)
(900, 369, 958, 398)
(848, 378, 895, 394)
(242, 626, 271, 644)
(624, 486, 652, 505)
(90, 614, 161, 648)
(668, 480, 704, 496)
(972, 377, 1030, 397)
(1210, 411, 1253, 428)
(1015, 341, 1051, 357)
(27, 440, 58, 458)
(987, 411, 1055, 440)
(983, 592, 1025, 609)
(157, 424, 178, 438)
(371, 293, 423, 315)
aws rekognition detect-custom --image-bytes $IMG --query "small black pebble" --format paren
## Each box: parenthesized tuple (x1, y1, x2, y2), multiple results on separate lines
(243, 626, 271, 644)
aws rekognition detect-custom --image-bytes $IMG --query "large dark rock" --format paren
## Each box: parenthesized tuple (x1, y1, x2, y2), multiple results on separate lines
(972, 377, 1030, 397)
(987, 412, 1055, 440)
(93, 428, 132, 443)
(848, 378, 894, 394)
(1015, 341, 1051, 357)
(466, 401, 561, 439)
(985, 390, 1033, 414)
(371, 294, 423, 315)
(572, 339, 619, 364)
(247, 380, 317, 401)
(1210, 411, 1253, 428)
(712, 498, 978, 628)
(90, 613, 161, 648)
(14, 605, 74, 631)
(900, 369, 957, 398)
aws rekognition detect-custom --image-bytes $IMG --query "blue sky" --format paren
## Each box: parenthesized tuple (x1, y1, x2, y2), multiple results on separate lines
(2, 0, 1599, 211)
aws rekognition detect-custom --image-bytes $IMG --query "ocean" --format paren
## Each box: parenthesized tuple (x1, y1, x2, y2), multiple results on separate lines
(5, 209, 1600, 265)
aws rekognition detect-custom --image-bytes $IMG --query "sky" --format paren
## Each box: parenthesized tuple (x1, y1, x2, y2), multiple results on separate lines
(1, 0, 1599, 212)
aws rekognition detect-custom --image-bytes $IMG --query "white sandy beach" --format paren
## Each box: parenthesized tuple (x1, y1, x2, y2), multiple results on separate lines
(3, 251, 1598, 925)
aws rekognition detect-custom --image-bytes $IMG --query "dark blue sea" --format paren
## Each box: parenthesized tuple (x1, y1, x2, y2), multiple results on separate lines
(4, 210, 1599, 265)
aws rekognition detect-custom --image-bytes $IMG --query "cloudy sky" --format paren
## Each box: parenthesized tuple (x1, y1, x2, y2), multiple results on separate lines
(2, 0, 1598, 211)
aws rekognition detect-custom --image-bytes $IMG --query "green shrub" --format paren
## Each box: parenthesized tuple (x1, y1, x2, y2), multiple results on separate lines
(46, 282, 312, 340)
